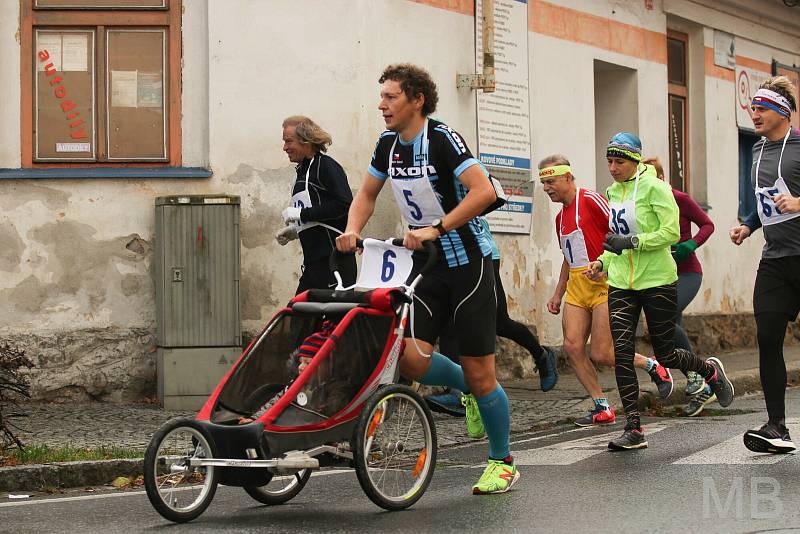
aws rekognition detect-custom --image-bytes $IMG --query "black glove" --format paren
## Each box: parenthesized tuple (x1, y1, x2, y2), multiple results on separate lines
(603, 232, 636, 255)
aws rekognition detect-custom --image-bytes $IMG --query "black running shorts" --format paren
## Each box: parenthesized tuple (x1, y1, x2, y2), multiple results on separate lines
(405, 254, 497, 357)
(753, 256, 800, 320)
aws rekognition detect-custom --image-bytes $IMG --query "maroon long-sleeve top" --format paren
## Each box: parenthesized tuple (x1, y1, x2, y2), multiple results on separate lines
(672, 188, 715, 275)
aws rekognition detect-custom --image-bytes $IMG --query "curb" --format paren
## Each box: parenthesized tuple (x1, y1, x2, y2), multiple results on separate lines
(0, 459, 143, 493)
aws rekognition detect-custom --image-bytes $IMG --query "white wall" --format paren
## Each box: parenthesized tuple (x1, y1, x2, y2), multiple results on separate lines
(203, 0, 479, 331)
(1, 0, 799, 345)
(0, 3, 21, 167)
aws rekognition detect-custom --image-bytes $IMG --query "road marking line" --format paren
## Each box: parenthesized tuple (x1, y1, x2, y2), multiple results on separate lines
(674, 418, 799, 465)
(0, 469, 351, 508)
(513, 423, 670, 465)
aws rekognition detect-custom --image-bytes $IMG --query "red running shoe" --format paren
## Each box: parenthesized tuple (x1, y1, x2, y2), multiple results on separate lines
(574, 406, 616, 427)
(648, 361, 674, 399)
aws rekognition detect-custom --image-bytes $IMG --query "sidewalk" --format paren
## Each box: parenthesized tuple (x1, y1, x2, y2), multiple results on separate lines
(2, 346, 799, 492)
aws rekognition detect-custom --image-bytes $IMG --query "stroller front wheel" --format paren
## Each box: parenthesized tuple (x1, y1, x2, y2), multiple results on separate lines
(353, 384, 437, 510)
(243, 468, 311, 505)
(144, 417, 219, 523)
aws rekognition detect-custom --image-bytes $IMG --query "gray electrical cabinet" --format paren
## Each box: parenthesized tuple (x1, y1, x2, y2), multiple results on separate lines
(154, 195, 242, 410)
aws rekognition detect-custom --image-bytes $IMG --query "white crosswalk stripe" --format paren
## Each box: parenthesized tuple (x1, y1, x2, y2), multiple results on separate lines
(513, 423, 670, 465)
(674, 418, 799, 465)
(506, 418, 798, 467)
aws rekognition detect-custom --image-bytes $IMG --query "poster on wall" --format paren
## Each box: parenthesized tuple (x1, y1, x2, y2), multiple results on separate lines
(736, 65, 771, 131)
(475, 0, 532, 234)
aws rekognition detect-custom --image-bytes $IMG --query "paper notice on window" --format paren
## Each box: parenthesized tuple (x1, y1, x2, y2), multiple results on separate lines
(111, 70, 138, 108)
(62, 34, 88, 72)
(36, 34, 62, 71)
(137, 72, 163, 108)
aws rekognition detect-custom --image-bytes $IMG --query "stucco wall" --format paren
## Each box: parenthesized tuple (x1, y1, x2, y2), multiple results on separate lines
(1, 0, 799, 400)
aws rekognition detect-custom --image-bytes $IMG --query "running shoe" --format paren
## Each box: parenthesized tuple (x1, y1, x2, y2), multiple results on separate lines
(685, 370, 705, 396)
(744, 422, 796, 454)
(574, 406, 616, 427)
(685, 384, 716, 417)
(425, 388, 465, 417)
(472, 459, 520, 495)
(461, 393, 485, 439)
(705, 357, 734, 407)
(608, 423, 648, 451)
(647, 361, 674, 399)
(538, 346, 559, 392)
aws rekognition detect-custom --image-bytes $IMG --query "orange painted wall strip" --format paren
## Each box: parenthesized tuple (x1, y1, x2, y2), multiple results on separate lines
(704, 48, 735, 82)
(406, 0, 473, 16)
(529, 0, 667, 64)
(704, 48, 775, 82)
(736, 55, 772, 73)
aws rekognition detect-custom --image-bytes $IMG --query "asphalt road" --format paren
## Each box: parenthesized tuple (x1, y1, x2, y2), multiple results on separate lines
(4, 390, 800, 534)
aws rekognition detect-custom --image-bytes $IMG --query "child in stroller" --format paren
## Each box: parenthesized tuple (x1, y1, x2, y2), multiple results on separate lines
(238, 319, 345, 424)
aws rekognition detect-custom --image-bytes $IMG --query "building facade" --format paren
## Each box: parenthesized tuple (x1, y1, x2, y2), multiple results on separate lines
(0, 0, 798, 401)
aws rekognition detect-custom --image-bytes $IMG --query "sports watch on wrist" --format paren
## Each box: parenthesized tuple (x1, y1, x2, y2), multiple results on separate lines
(431, 218, 447, 236)
(630, 235, 640, 248)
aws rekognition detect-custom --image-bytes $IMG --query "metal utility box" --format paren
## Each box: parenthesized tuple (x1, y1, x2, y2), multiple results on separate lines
(155, 195, 241, 348)
(155, 194, 242, 410)
(157, 347, 242, 411)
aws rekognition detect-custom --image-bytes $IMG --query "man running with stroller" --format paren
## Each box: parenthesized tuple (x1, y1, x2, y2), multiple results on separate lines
(336, 63, 518, 494)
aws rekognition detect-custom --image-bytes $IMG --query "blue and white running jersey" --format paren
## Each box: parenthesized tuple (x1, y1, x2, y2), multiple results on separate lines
(368, 118, 492, 267)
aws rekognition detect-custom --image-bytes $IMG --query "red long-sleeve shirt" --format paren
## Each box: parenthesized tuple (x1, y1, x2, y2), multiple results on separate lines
(672, 188, 714, 275)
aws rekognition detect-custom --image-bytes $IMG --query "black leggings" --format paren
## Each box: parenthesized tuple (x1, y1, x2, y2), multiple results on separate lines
(492, 260, 545, 362)
(439, 259, 544, 363)
(756, 311, 791, 424)
(608, 282, 713, 427)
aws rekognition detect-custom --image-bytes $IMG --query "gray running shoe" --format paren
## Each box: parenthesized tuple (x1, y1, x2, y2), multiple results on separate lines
(744, 422, 796, 454)
(706, 357, 734, 407)
(608, 423, 648, 451)
(685, 370, 705, 396)
(685, 384, 716, 417)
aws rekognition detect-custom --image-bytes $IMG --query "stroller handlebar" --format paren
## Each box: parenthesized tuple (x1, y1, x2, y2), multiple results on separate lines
(329, 238, 438, 282)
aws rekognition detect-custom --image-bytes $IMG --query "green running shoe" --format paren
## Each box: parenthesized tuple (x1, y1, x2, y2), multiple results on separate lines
(461, 393, 485, 439)
(472, 459, 520, 495)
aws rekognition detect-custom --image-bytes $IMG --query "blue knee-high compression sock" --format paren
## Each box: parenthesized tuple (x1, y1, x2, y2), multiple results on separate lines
(417, 352, 468, 392)
(476, 384, 511, 460)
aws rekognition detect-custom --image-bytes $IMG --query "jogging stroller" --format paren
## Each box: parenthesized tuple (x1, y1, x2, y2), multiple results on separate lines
(144, 239, 438, 523)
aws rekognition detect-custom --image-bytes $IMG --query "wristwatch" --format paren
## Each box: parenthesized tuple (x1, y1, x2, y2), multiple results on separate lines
(431, 218, 447, 236)
(630, 235, 640, 248)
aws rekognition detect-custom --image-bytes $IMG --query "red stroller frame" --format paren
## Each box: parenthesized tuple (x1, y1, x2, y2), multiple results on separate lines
(144, 240, 439, 523)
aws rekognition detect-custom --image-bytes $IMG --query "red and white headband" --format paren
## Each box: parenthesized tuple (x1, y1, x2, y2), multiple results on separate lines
(752, 88, 792, 118)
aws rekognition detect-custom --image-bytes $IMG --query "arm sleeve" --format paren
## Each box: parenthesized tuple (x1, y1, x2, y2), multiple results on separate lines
(679, 193, 715, 246)
(300, 157, 353, 223)
(435, 124, 483, 178)
(637, 182, 680, 250)
(367, 134, 391, 180)
(742, 208, 762, 233)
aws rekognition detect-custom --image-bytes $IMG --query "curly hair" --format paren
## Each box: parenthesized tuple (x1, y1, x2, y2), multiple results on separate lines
(760, 75, 798, 112)
(282, 115, 333, 153)
(379, 64, 438, 116)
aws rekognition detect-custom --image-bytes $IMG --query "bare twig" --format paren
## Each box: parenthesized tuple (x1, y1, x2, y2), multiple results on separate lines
(0, 344, 34, 451)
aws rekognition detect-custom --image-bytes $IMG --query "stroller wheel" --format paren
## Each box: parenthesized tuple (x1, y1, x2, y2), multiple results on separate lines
(243, 469, 311, 505)
(144, 417, 218, 523)
(353, 384, 437, 511)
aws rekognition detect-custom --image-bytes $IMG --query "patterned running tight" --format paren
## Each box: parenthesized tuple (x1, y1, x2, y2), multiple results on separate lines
(608, 282, 714, 427)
